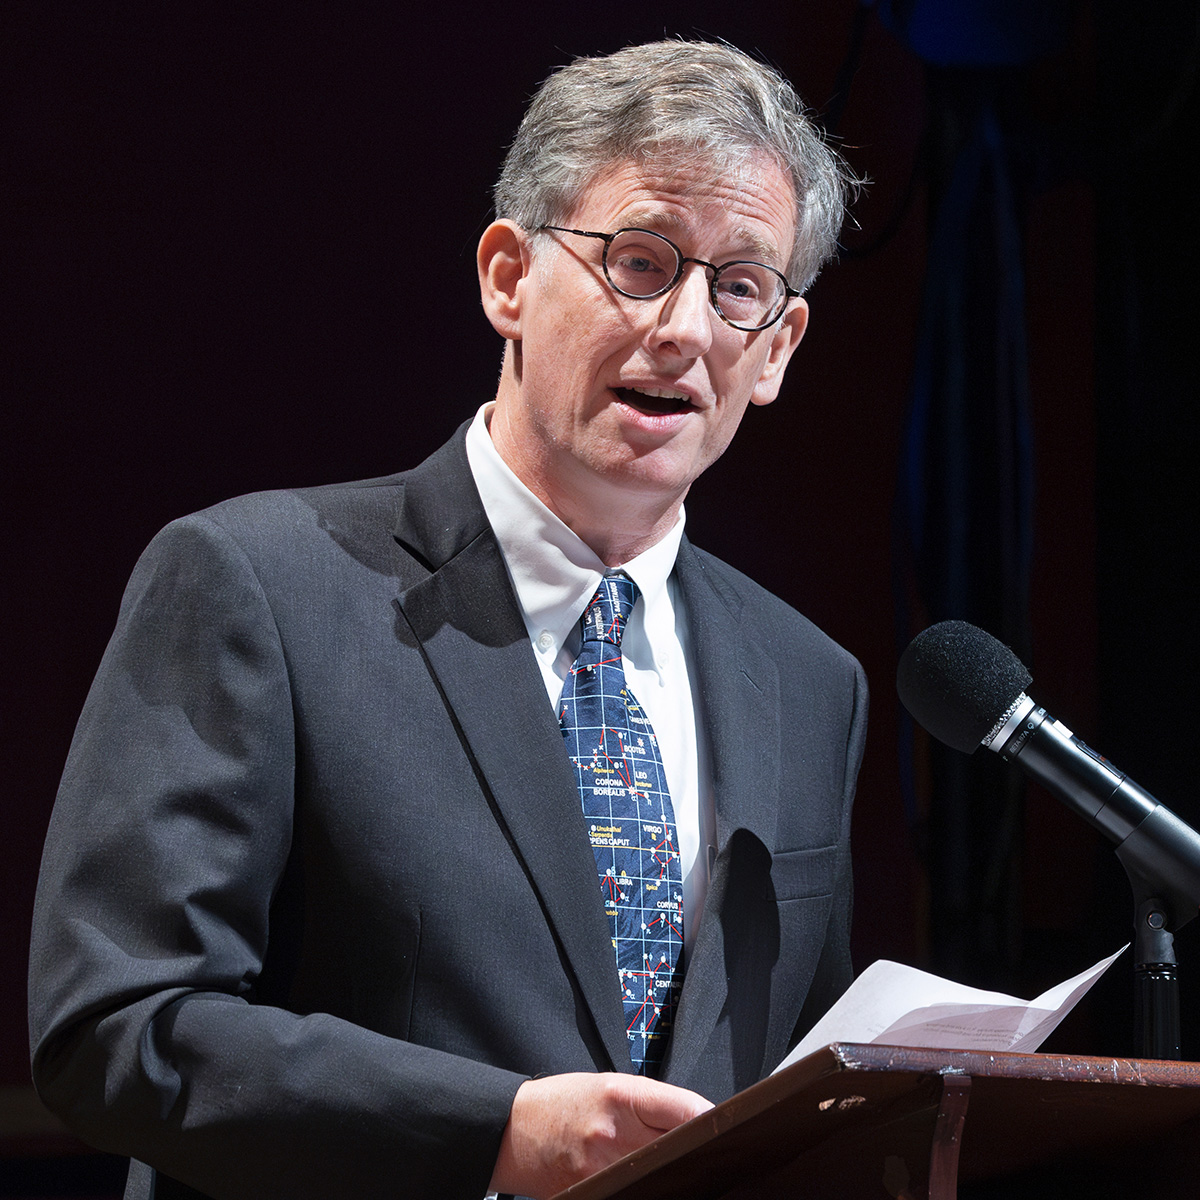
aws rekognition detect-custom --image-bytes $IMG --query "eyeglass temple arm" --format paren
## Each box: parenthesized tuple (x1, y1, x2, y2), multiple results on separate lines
(539, 226, 610, 242)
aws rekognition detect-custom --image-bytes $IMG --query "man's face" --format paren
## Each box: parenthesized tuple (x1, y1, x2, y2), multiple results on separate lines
(485, 155, 809, 532)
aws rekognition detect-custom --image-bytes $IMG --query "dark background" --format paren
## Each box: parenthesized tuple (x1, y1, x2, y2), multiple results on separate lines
(4, 0, 1198, 1191)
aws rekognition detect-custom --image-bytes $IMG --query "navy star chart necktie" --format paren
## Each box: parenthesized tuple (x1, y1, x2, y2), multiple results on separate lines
(558, 574, 684, 1074)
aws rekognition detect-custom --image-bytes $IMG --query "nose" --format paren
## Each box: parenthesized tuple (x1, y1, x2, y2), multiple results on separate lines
(648, 263, 715, 359)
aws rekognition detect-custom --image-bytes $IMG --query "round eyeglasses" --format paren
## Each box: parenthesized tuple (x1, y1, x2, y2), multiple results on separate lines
(537, 226, 800, 333)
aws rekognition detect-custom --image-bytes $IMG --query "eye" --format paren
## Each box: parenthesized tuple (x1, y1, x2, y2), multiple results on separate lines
(712, 263, 788, 327)
(605, 230, 678, 296)
(714, 268, 763, 302)
(614, 252, 665, 276)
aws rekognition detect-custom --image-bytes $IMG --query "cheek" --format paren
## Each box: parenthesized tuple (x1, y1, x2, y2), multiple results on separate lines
(539, 313, 631, 384)
(705, 341, 765, 402)
(530, 353, 592, 424)
(731, 342, 775, 398)
(714, 400, 753, 447)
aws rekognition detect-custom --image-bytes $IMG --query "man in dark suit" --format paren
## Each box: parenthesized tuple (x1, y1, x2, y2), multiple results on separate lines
(30, 40, 866, 1200)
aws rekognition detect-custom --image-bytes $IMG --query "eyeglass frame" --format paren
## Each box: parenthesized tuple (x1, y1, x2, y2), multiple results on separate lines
(535, 225, 801, 333)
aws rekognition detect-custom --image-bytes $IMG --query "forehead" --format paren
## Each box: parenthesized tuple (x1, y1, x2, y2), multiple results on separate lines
(564, 156, 797, 269)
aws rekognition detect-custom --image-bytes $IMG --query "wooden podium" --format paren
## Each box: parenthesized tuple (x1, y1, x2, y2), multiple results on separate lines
(555, 1045, 1200, 1200)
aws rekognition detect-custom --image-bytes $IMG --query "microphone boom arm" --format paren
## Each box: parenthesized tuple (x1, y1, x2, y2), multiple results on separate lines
(999, 705, 1196, 1058)
(999, 705, 1200, 931)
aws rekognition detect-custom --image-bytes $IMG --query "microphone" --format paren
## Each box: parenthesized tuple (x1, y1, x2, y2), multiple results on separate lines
(897, 620, 1200, 927)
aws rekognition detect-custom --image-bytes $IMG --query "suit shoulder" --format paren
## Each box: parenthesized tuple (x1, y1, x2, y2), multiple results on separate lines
(199, 472, 405, 534)
(137, 472, 413, 592)
(683, 544, 863, 678)
(137, 428, 474, 590)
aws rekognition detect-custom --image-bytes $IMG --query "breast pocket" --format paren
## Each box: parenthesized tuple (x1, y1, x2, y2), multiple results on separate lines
(768, 844, 838, 901)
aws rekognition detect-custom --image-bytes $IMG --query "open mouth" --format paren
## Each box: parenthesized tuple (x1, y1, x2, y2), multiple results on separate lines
(613, 386, 694, 416)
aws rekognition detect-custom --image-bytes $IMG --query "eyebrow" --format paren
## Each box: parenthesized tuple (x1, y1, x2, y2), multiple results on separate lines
(615, 209, 783, 268)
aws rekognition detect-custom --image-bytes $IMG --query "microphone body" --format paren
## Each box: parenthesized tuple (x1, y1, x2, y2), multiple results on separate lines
(898, 621, 1200, 928)
(898, 620, 1194, 1055)
(988, 698, 1200, 927)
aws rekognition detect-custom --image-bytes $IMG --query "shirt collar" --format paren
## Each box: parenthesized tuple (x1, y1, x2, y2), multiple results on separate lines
(464, 403, 685, 643)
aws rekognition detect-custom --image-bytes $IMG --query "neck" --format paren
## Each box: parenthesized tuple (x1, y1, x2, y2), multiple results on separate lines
(554, 493, 681, 568)
(503, 432, 683, 565)
(488, 380, 685, 569)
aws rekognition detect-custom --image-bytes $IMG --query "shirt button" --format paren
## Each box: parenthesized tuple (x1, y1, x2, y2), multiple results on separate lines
(656, 653, 669, 671)
(537, 631, 554, 652)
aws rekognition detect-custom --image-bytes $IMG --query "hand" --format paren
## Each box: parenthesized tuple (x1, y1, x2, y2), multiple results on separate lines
(488, 1071, 713, 1198)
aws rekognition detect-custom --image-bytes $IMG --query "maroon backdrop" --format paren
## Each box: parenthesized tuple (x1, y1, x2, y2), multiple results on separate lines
(8, 3, 1164, 1126)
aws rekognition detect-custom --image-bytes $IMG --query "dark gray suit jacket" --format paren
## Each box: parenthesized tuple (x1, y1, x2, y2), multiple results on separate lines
(29, 429, 867, 1200)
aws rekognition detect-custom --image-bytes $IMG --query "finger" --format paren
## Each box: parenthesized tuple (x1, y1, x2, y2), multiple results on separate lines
(621, 1076, 714, 1132)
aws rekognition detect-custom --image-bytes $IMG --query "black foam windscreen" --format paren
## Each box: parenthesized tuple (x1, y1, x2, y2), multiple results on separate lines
(897, 621, 1033, 754)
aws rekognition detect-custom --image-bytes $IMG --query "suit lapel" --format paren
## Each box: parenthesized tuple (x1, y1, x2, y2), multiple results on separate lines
(662, 539, 783, 1086)
(391, 432, 630, 1072)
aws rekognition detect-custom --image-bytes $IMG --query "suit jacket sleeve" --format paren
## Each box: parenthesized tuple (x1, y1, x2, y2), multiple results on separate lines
(29, 510, 525, 1200)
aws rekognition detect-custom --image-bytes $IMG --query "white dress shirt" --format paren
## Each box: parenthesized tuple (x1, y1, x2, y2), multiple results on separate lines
(465, 404, 714, 952)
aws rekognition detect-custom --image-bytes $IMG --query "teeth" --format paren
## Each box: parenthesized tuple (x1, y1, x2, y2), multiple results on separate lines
(629, 387, 689, 402)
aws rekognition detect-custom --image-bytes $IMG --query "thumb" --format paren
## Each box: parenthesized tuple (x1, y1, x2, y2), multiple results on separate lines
(625, 1077, 714, 1132)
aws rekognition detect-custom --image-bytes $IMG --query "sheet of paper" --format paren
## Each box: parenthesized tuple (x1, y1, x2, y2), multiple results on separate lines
(774, 944, 1127, 1074)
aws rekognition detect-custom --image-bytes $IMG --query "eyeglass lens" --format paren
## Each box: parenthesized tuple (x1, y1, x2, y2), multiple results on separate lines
(603, 229, 787, 330)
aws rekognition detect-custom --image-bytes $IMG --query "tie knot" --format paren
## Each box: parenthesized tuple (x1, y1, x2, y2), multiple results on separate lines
(580, 575, 639, 647)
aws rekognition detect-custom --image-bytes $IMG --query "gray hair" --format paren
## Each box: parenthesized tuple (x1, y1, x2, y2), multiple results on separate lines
(493, 40, 856, 294)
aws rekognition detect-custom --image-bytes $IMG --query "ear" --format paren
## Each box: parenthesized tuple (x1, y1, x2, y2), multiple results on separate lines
(750, 297, 809, 407)
(478, 220, 530, 341)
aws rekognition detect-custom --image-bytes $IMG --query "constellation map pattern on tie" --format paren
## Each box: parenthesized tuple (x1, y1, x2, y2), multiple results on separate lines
(559, 574, 683, 1074)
